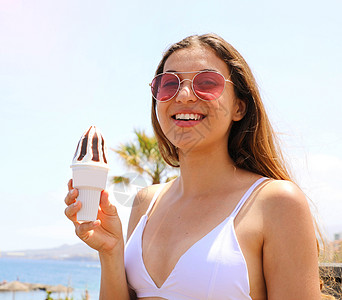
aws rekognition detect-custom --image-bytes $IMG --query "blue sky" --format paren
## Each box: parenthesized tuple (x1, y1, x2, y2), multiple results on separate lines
(0, 0, 341, 251)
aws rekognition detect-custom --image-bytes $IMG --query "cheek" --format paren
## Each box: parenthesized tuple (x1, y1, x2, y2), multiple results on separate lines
(156, 103, 163, 121)
(208, 99, 232, 124)
(156, 103, 169, 128)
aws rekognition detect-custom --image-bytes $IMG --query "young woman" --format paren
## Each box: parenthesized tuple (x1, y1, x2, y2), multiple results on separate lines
(65, 34, 321, 299)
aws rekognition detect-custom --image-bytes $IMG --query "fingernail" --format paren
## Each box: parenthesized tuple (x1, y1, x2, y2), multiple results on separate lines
(73, 200, 79, 207)
(70, 189, 75, 195)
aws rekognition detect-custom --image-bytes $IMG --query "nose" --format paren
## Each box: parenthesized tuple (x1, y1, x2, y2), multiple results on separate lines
(175, 79, 197, 103)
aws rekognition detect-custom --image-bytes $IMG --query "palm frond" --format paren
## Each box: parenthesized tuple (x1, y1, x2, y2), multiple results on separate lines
(112, 176, 130, 184)
(111, 129, 177, 184)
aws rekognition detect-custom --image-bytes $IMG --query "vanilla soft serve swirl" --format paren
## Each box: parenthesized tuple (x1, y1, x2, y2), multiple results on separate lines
(72, 126, 108, 169)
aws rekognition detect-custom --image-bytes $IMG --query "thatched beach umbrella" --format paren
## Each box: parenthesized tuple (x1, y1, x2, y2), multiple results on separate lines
(0, 280, 29, 300)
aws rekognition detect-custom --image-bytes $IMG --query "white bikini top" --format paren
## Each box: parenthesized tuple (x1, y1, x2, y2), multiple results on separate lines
(124, 177, 267, 300)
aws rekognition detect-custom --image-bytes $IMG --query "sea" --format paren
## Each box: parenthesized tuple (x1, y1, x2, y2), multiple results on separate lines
(0, 258, 100, 300)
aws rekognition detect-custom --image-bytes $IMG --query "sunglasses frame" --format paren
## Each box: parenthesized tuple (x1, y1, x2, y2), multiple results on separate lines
(149, 70, 233, 102)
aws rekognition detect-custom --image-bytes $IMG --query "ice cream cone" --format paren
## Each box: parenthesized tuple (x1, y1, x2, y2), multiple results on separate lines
(71, 126, 109, 222)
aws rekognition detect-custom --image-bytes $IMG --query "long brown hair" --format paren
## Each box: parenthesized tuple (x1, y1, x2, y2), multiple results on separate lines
(151, 33, 291, 181)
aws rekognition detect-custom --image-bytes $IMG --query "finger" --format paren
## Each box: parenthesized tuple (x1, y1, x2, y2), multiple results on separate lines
(64, 188, 79, 206)
(67, 179, 74, 191)
(99, 190, 118, 216)
(64, 200, 81, 222)
(75, 220, 101, 240)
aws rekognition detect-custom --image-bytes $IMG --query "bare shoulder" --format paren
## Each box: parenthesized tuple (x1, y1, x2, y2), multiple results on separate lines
(256, 179, 316, 248)
(126, 183, 164, 241)
(132, 184, 163, 215)
(258, 179, 310, 217)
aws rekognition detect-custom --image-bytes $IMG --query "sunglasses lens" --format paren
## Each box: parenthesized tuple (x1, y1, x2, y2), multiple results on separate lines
(151, 73, 179, 101)
(193, 72, 226, 101)
(151, 71, 226, 101)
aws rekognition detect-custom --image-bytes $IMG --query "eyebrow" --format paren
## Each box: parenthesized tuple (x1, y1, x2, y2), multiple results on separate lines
(164, 68, 218, 73)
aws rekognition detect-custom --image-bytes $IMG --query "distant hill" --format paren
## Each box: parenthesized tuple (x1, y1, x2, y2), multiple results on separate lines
(0, 243, 98, 261)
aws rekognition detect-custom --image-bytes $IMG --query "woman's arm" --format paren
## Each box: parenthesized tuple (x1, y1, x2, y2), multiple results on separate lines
(261, 180, 321, 299)
(64, 180, 131, 299)
(99, 246, 130, 300)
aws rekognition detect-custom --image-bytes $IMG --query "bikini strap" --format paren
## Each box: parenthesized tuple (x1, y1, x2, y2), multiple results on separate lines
(231, 177, 268, 219)
(145, 183, 167, 216)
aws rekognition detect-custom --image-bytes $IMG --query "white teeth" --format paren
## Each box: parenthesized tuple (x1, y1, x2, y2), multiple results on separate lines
(175, 113, 203, 120)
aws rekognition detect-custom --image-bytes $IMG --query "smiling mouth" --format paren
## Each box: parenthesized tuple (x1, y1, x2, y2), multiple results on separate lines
(171, 113, 206, 121)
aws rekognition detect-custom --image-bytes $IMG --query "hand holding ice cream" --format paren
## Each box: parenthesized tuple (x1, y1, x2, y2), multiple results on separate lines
(65, 127, 125, 254)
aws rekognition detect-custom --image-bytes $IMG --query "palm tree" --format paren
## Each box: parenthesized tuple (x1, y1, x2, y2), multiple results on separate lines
(111, 129, 178, 185)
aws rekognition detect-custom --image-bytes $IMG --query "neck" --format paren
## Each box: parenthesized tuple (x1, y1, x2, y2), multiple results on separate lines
(175, 143, 242, 197)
